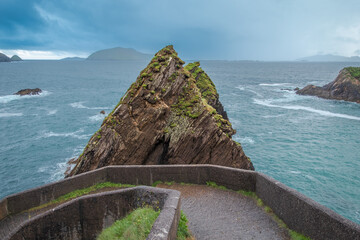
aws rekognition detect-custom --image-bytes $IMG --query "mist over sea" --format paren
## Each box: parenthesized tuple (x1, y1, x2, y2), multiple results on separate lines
(0, 60, 359, 224)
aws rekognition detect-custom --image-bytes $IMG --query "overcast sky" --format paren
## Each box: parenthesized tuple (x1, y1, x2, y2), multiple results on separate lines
(1, 0, 360, 60)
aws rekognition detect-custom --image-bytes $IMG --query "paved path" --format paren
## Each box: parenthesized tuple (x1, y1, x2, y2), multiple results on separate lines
(158, 184, 291, 240)
(1, 184, 291, 240)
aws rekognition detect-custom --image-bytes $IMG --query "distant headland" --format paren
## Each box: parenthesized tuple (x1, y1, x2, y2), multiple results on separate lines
(86, 47, 152, 61)
(297, 67, 360, 103)
(297, 54, 360, 62)
(0, 53, 22, 62)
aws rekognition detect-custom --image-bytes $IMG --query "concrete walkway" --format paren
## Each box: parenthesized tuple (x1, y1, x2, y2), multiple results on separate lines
(1, 184, 291, 240)
(158, 184, 291, 240)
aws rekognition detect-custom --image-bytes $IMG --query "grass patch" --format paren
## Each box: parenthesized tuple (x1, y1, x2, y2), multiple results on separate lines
(97, 207, 159, 240)
(345, 67, 360, 79)
(29, 182, 135, 212)
(177, 210, 192, 240)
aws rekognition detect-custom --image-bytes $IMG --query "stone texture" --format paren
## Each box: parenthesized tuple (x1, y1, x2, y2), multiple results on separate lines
(296, 68, 360, 103)
(67, 46, 253, 176)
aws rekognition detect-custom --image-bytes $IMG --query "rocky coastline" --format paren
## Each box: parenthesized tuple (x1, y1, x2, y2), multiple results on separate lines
(296, 67, 360, 103)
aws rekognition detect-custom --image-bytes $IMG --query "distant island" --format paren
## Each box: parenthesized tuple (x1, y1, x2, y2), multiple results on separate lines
(86, 47, 152, 61)
(297, 67, 360, 103)
(297, 54, 360, 62)
(60, 57, 85, 61)
(0, 53, 22, 62)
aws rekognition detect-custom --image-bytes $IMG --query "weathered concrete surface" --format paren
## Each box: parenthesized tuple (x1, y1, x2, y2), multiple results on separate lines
(1, 165, 359, 240)
(1, 187, 180, 240)
(158, 183, 290, 240)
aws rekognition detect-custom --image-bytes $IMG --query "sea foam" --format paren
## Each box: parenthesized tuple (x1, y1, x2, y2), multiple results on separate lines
(0, 91, 51, 104)
(38, 129, 91, 140)
(0, 112, 23, 118)
(253, 98, 360, 121)
(70, 101, 110, 110)
(259, 83, 291, 87)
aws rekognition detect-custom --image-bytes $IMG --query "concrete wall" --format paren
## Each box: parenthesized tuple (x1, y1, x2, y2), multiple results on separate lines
(6, 187, 180, 240)
(256, 173, 360, 240)
(1, 165, 359, 240)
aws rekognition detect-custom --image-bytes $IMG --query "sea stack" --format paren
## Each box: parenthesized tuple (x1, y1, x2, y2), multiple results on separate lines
(296, 67, 360, 103)
(67, 45, 254, 177)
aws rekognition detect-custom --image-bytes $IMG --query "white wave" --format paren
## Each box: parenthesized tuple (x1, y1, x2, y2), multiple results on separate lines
(39, 145, 85, 181)
(262, 114, 286, 118)
(236, 85, 245, 91)
(0, 90, 51, 104)
(259, 83, 290, 87)
(289, 170, 301, 174)
(253, 99, 360, 121)
(238, 137, 255, 144)
(89, 114, 106, 122)
(47, 109, 57, 115)
(0, 112, 23, 118)
(38, 129, 91, 140)
(69, 101, 110, 110)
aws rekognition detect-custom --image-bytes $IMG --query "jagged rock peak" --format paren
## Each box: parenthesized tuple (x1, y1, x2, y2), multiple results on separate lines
(66, 45, 254, 177)
(296, 67, 360, 103)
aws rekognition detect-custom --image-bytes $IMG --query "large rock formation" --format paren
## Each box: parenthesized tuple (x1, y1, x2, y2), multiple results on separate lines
(67, 46, 254, 177)
(297, 67, 360, 103)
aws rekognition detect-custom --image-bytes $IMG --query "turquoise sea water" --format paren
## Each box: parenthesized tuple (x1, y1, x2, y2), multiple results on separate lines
(0, 60, 359, 224)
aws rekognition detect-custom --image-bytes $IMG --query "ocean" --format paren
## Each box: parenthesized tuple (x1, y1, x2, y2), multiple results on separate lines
(0, 60, 359, 224)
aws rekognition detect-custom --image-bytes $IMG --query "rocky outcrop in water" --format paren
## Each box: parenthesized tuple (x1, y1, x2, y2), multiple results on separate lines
(15, 88, 42, 96)
(67, 46, 254, 177)
(296, 67, 360, 103)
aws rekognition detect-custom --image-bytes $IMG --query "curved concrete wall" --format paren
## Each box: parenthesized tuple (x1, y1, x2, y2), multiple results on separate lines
(3, 187, 180, 240)
(1, 165, 359, 240)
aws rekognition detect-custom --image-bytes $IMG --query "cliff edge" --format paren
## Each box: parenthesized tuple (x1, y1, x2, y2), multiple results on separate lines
(296, 67, 360, 103)
(67, 46, 253, 176)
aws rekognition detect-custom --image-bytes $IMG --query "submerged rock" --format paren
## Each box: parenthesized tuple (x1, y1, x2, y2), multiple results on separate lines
(296, 67, 360, 103)
(15, 88, 42, 96)
(67, 46, 254, 177)
(100, 110, 106, 114)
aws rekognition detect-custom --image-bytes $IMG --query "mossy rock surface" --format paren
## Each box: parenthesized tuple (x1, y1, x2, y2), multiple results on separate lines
(67, 45, 254, 177)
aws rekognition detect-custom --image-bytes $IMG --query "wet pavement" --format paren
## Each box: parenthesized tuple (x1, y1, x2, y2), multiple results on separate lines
(157, 183, 291, 240)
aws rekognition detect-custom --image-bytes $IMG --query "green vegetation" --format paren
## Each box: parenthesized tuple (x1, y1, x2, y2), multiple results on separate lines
(205, 181, 311, 240)
(97, 207, 160, 240)
(345, 67, 360, 79)
(170, 122, 177, 128)
(177, 211, 192, 240)
(28, 182, 135, 212)
(184, 62, 218, 101)
(150, 90, 155, 94)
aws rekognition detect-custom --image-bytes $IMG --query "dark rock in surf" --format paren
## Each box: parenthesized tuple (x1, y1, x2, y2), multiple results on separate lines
(15, 88, 42, 96)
